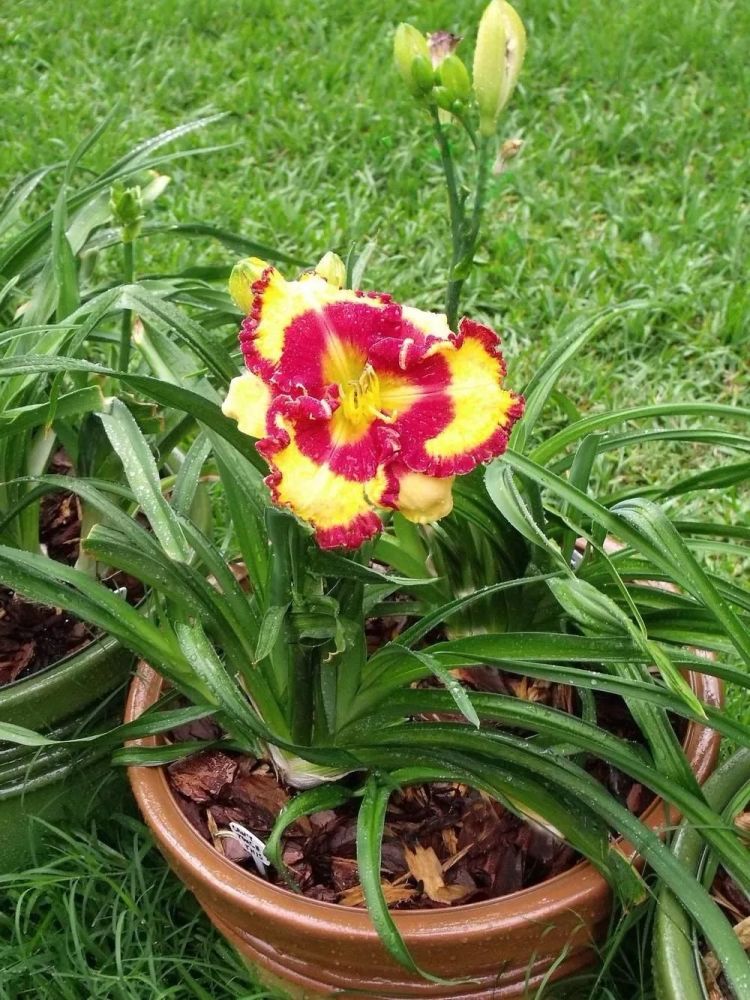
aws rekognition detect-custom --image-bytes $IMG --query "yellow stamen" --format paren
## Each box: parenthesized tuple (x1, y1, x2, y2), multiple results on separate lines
(339, 365, 396, 426)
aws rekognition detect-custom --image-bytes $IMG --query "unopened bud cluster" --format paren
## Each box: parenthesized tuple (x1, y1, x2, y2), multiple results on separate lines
(109, 171, 170, 243)
(109, 182, 145, 243)
(394, 1, 526, 130)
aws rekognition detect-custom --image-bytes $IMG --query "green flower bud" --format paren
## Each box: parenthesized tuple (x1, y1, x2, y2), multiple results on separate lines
(432, 87, 453, 113)
(439, 54, 472, 103)
(411, 53, 437, 95)
(394, 23, 435, 97)
(109, 182, 144, 243)
(473, 0, 527, 136)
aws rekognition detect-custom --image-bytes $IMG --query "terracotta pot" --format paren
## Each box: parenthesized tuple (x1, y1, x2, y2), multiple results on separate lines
(126, 662, 721, 999)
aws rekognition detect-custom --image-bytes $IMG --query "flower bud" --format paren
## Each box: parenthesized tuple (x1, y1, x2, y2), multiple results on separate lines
(433, 87, 456, 113)
(229, 257, 267, 313)
(314, 251, 347, 289)
(439, 54, 472, 103)
(109, 182, 144, 243)
(394, 23, 435, 97)
(473, 0, 527, 136)
(397, 472, 455, 524)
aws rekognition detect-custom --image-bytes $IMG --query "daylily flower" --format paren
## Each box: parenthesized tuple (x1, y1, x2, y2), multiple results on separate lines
(222, 257, 524, 549)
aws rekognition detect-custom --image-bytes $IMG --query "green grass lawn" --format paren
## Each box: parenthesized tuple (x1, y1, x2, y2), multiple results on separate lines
(1, 0, 748, 996)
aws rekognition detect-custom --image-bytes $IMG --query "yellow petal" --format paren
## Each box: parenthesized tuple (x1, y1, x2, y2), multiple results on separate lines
(425, 325, 519, 465)
(402, 305, 453, 342)
(221, 372, 271, 439)
(397, 471, 455, 524)
(314, 251, 347, 289)
(268, 419, 381, 548)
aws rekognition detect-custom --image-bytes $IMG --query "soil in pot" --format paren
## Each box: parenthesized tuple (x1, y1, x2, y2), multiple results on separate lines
(0, 452, 142, 687)
(163, 673, 686, 911)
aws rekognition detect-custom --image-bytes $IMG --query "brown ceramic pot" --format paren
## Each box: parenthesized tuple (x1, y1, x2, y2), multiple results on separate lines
(126, 662, 721, 1000)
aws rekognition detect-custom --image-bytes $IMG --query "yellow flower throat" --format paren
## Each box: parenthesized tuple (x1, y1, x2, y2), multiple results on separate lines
(339, 364, 394, 427)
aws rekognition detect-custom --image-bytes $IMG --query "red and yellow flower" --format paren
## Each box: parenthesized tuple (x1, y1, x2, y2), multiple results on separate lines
(222, 256, 524, 549)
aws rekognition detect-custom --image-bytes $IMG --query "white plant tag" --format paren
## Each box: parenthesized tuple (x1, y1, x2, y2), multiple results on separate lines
(228, 822, 271, 876)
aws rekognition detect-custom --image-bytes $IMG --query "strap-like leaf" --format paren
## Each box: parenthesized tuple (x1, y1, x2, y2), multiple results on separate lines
(356, 775, 456, 984)
(99, 399, 190, 563)
(531, 401, 750, 465)
(513, 300, 650, 451)
(265, 784, 356, 887)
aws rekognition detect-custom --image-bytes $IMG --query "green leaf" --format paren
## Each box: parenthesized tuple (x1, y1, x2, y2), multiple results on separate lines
(120, 284, 236, 384)
(484, 464, 568, 568)
(0, 704, 215, 749)
(361, 723, 750, 904)
(496, 453, 750, 669)
(212, 435, 270, 595)
(658, 460, 750, 499)
(0, 162, 61, 239)
(0, 544, 190, 685)
(172, 433, 212, 517)
(85, 221, 305, 267)
(99, 399, 190, 563)
(310, 549, 436, 588)
(390, 646, 480, 727)
(531, 401, 750, 465)
(513, 300, 651, 451)
(548, 574, 707, 768)
(391, 573, 562, 650)
(561, 433, 602, 561)
(0, 356, 265, 471)
(614, 497, 750, 668)
(113, 741, 228, 766)
(175, 620, 273, 748)
(371, 736, 750, 999)
(549, 428, 750, 478)
(0, 386, 104, 440)
(388, 757, 646, 908)
(51, 186, 80, 321)
(265, 784, 356, 887)
(356, 775, 454, 983)
(97, 114, 227, 180)
(255, 605, 290, 663)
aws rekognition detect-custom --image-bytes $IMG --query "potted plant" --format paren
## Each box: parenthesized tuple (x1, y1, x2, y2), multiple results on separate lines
(4, 243, 750, 991)
(4, 239, 748, 991)
(653, 749, 750, 1000)
(2, 2, 750, 994)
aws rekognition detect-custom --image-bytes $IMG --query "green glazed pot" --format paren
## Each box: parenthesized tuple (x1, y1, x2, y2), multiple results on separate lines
(653, 749, 750, 1000)
(0, 633, 133, 871)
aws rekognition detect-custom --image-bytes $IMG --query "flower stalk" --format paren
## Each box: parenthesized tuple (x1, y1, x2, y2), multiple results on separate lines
(118, 239, 135, 372)
(110, 182, 144, 372)
(394, 2, 526, 324)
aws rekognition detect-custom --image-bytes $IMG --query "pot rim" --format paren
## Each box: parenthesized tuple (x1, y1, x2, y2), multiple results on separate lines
(126, 660, 722, 928)
(0, 592, 148, 704)
(0, 629, 122, 697)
